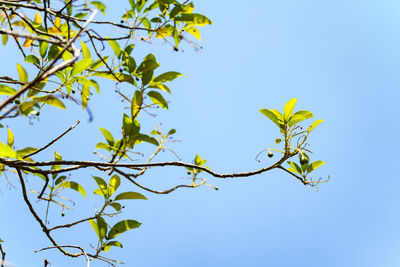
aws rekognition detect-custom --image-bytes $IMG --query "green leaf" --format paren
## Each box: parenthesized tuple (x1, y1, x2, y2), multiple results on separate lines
(307, 160, 325, 173)
(131, 90, 143, 118)
(148, 82, 171, 93)
(0, 142, 16, 158)
(137, 58, 160, 74)
(16, 147, 37, 158)
(259, 109, 281, 128)
(103, 241, 123, 252)
(109, 202, 121, 211)
(107, 220, 141, 240)
(168, 129, 176, 135)
(283, 98, 297, 122)
(114, 191, 147, 200)
(7, 128, 14, 147)
(288, 110, 313, 127)
(142, 70, 153, 85)
(89, 219, 100, 239)
(308, 119, 324, 133)
(108, 174, 120, 196)
(81, 41, 91, 59)
(25, 55, 40, 65)
(90, 1, 107, 15)
(185, 26, 201, 40)
(287, 161, 302, 174)
(2, 34, 8, 45)
(194, 154, 206, 166)
(91, 56, 108, 70)
(17, 64, 28, 83)
(54, 175, 67, 185)
(136, 0, 146, 12)
(136, 134, 159, 146)
(174, 13, 212, 26)
(275, 138, 282, 144)
(39, 41, 48, 58)
(99, 128, 114, 146)
(126, 56, 137, 73)
(96, 142, 111, 152)
(147, 91, 168, 109)
(33, 95, 65, 109)
(108, 39, 121, 57)
(61, 181, 86, 197)
(153, 71, 183, 83)
(81, 85, 90, 109)
(92, 176, 108, 198)
(70, 59, 93, 76)
(0, 84, 16, 95)
(97, 217, 108, 240)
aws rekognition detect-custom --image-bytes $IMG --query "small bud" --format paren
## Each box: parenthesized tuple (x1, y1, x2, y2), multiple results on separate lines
(267, 151, 274, 158)
(173, 46, 179, 52)
(15, 99, 20, 104)
(61, 211, 65, 217)
(36, 111, 40, 116)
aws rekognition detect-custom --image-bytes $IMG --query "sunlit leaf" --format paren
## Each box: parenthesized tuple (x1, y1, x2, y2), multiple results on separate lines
(108, 174, 120, 196)
(103, 241, 123, 252)
(34, 11, 42, 25)
(92, 176, 108, 198)
(33, 95, 65, 109)
(136, 134, 159, 146)
(307, 160, 325, 173)
(114, 192, 147, 201)
(107, 220, 141, 240)
(174, 13, 212, 26)
(185, 26, 201, 40)
(7, 128, 14, 147)
(61, 181, 86, 197)
(70, 59, 93, 76)
(25, 55, 40, 65)
(153, 71, 182, 83)
(99, 128, 114, 146)
(17, 64, 28, 83)
(108, 39, 121, 57)
(283, 98, 297, 122)
(0, 85, 16, 95)
(91, 1, 106, 14)
(0, 142, 16, 158)
(308, 119, 324, 133)
(147, 91, 168, 109)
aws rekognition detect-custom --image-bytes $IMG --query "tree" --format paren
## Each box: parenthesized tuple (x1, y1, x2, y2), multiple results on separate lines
(0, 0, 327, 266)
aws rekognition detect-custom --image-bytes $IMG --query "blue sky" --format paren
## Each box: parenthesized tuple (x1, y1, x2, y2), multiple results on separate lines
(1, 0, 400, 266)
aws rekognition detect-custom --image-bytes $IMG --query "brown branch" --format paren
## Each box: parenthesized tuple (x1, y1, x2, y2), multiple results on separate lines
(0, 243, 5, 267)
(0, 10, 97, 112)
(15, 167, 84, 258)
(0, 28, 65, 44)
(115, 168, 207, 194)
(1, 152, 293, 179)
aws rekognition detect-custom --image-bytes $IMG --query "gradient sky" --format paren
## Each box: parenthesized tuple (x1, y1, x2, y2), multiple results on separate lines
(1, 0, 400, 266)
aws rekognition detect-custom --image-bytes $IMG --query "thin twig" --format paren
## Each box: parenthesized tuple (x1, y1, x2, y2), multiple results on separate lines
(23, 121, 80, 159)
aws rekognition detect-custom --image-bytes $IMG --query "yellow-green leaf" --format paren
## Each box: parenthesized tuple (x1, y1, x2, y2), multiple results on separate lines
(0, 142, 16, 158)
(33, 95, 65, 109)
(283, 98, 297, 122)
(61, 181, 86, 197)
(7, 128, 14, 147)
(17, 64, 28, 83)
(114, 192, 147, 201)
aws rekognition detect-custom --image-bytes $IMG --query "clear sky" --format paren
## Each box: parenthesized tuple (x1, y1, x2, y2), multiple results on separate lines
(1, 0, 400, 266)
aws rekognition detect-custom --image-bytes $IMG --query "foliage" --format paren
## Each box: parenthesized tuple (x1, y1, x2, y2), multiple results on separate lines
(0, 0, 327, 266)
